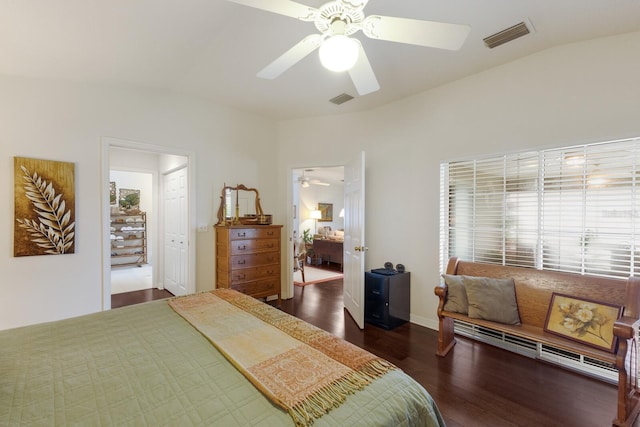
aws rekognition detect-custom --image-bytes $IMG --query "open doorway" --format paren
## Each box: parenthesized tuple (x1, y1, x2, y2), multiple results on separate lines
(292, 167, 345, 287)
(289, 153, 366, 328)
(102, 138, 195, 310)
(109, 169, 154, 295)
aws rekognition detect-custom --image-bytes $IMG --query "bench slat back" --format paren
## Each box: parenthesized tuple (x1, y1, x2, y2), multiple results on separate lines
(449, 259, 628, 328)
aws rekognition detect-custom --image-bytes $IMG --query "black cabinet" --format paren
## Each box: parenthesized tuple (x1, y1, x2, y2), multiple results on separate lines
(365, 271, 410, 329)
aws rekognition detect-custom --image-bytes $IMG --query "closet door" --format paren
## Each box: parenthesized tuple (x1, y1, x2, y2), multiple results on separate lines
(164, 167, 188, 296)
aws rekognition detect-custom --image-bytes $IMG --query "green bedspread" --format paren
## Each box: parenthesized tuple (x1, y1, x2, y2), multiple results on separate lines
(0, 299, 445, 426)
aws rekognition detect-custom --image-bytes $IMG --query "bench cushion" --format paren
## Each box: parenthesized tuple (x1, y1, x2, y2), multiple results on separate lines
(442, 274, 469, 314)
(463, 276, 521, 325)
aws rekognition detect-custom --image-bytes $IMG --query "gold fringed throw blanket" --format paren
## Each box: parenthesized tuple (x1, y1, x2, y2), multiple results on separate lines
(168, 289, 396, 426)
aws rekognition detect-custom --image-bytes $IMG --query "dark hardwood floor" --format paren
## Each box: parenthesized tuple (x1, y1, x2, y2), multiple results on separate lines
(111, 288, 174, 308)
(113, 269, 625, 426)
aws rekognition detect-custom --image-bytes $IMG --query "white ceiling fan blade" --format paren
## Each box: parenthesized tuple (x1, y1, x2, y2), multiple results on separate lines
(311, 180, 330, 186)
(340, 0, 370, 9)
(362, 15, 471, 51)
(257, 34, 323, 79)
(224, 0, 316, 21)
(348, 41, 379, 96)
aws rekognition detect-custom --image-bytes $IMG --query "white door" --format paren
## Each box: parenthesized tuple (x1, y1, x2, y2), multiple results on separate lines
(343, 151, 366, 329)
(164, 167, 188, 296)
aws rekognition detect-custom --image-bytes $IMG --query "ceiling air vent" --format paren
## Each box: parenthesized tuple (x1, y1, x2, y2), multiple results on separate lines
(483, 21, 531, 49)
(329, 93, 354, 105)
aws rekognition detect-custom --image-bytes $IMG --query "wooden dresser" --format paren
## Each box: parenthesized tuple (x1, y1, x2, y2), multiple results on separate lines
(215, 224, 282, 304)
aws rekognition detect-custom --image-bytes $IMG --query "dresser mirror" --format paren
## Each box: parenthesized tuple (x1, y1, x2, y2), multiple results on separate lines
(216, 184, 265, 225)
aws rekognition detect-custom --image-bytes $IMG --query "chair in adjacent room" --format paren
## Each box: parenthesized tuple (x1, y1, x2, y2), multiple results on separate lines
(294, 240, 306, 283)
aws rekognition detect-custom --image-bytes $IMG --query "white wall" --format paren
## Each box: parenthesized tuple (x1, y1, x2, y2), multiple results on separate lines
(276, 31, 640, 330)
(299, 183, 344, 236)
(0, 76, 278, 330)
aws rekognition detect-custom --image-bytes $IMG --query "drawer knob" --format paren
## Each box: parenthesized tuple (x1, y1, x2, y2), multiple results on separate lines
(238, 232, 246, 237)
(237, 260, 246, 265)
(238, 245, 247, 250)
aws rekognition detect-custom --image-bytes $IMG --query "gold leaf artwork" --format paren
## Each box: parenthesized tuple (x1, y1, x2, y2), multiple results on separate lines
(14, 157, 75, 257)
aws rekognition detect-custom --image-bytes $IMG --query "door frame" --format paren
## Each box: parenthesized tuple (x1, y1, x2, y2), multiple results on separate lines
(100, 137, 196, 310)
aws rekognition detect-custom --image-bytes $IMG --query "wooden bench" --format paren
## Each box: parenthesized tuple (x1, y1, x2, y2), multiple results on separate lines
(434, 257, 640, 427)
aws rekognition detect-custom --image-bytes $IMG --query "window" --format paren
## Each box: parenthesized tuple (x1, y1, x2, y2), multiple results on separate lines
(440, 137, 640, 278)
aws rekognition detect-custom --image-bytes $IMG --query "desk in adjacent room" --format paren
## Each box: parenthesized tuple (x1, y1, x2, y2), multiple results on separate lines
(312, 239, 343, 270)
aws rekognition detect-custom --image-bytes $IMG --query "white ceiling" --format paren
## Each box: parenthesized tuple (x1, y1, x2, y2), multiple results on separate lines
(1, 1, 639, 121)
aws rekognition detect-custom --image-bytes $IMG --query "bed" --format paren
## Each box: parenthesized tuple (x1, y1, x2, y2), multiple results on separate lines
(0, 289, 444, 426)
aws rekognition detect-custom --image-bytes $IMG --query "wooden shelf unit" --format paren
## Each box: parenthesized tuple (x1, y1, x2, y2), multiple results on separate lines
(110, 212, 147, 267)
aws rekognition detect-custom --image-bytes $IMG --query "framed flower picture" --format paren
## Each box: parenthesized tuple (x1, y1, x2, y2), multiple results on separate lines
(544, 293, 623, 353)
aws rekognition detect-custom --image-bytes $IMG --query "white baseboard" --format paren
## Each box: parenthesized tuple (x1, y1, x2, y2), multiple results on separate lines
(410, 314, 439, 331)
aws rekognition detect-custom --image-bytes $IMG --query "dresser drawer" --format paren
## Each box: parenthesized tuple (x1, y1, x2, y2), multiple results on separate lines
(230, 252, 279, 269)
(230, 268, 258, 283)
(232, 278, 279, 297)
(230, 239, 278, 255)
(229, 228, 280, 240)
(255, 264, 279, 279)
(229, 265, 279, 284)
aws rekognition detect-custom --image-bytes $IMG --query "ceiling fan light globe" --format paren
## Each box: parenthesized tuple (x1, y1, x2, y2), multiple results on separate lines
(319, 35, 359, 72)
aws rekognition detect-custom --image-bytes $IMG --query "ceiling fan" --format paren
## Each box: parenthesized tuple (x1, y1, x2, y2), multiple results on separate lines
(298, 171, 330, 187)
(224, 0, 471, 96)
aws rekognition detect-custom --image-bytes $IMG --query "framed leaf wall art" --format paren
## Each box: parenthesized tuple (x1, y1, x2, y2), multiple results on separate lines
(14, 157, 76, 257)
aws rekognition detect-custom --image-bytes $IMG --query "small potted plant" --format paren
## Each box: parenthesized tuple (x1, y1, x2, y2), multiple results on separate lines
(302, 229, 313, 249)
(302, 229, 321, 265)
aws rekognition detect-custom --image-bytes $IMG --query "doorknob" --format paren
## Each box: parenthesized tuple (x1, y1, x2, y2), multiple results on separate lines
(354, 246, 368, 252)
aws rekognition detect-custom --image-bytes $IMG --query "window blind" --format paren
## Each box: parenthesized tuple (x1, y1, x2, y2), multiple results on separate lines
(441, 137, 640, 278)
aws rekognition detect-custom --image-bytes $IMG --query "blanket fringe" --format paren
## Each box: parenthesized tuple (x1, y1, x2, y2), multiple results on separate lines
(288, 359, 397, 426)
(288, 372, 365, 426)
(359, 358, 395, 377)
